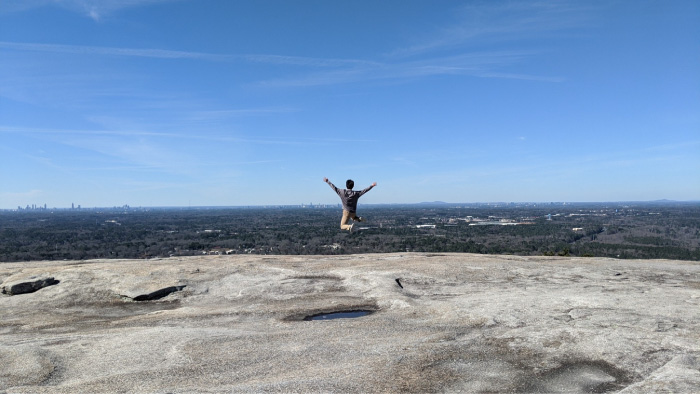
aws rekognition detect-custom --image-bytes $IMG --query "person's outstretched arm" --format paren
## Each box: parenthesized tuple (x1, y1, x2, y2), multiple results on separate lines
(324, 177, 340, 193)
(359, 182, 377, 197)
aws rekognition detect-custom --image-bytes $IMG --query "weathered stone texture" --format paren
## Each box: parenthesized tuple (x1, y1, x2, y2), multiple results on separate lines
(1, 253, 698, 393)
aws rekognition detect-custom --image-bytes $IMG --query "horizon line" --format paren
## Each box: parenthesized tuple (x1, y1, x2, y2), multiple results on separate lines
(3, 199, 699, 211)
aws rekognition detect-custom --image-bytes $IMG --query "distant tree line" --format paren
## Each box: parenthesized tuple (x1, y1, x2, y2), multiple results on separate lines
(1, 203, 699, 262)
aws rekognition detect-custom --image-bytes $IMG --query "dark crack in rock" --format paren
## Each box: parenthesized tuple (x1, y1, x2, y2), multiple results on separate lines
(1, 276, 59, 295)
(130, 285, 186, 301)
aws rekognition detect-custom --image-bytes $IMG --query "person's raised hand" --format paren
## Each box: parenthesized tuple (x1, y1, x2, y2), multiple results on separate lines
(323, 177, 328, 183)
(372, 182, 377, 187)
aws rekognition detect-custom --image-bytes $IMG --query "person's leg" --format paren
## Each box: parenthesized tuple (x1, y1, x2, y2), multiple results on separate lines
(347, 212, 360, 232)
(340, 210, 353, 230)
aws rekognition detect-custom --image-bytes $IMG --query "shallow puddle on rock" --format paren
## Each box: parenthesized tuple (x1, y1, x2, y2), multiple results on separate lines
(303, 310, 373, 321)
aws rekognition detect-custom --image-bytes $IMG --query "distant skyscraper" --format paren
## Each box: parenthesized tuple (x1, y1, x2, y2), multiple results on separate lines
(72, 203, 75, 209)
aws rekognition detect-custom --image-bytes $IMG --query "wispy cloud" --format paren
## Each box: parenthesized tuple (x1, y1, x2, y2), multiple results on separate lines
(60, 134, 201, 175)
(187, 107, 299, 122)
(0, 189, 43, 201)
(388, 1, 593, 58)
(8, 130, 189, 177)
(0, 125, 375, 146)
(0, 1, 579, 105)
(0, 125, 180, 138)
(241, 54, 380, 68)
(1, 38, 563, 90)
(477, 72, 565, 83)
(0, 0, 182, 21)
(0, 41, 387, 68)
(642, 140, 700, 153)
(256, 50, 558, 88)
(0, 41, 228, 60)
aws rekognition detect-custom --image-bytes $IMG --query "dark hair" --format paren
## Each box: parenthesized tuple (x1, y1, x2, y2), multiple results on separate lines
(346, 179, 354, 189)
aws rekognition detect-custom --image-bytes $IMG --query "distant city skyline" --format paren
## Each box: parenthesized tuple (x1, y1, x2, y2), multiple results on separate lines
(1, 1, 698, 209)
(7, 199, 699, 213)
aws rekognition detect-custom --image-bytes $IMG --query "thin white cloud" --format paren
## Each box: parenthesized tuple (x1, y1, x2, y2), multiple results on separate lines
(188, 107, 299, 121)
(0, 0, 50, 14)
(477, 72, 565, 83)
(1, 38, 563, 89)
(256, 50, 561, 88)
(190, 135, 376, 146)
(642, 140, 700, 152)
(0, 0, 183, 21)
(0, 189, 43, 201)
(59, 134, 199, 175)
(242, 54, 380, 68)
(388, 1, 594, 58)
(0, 1, 574, 104)
(0, 41, 227, 60)
(0, 125, 375, 146)
(0, 41, 383, 69)
(0, 125, 179, 137)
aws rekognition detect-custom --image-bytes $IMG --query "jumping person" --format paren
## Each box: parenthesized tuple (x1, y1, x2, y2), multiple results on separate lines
(323, 178, 377, 232)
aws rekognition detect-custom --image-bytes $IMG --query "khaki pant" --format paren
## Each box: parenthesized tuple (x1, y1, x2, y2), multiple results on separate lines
(340, 210, 359, 230)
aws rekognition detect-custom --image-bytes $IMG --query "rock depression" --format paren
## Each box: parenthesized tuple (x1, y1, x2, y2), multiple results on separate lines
(1, 253, 699, 393)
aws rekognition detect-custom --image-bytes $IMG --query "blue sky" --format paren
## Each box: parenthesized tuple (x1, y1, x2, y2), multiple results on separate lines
(1, 0, 698, 208)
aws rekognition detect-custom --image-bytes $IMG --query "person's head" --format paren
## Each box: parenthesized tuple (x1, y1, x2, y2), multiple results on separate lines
(346, 179, 354, 189)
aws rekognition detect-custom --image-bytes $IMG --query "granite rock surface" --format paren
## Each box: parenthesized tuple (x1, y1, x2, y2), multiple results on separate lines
(1, 253, 698, 393)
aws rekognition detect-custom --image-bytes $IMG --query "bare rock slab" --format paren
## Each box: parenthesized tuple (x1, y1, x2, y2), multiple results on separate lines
(0, 253, 698, 393)
(0, 346, 55, 388)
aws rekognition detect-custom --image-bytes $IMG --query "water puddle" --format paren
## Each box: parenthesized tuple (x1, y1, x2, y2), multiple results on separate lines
(303, 310, 373, 321)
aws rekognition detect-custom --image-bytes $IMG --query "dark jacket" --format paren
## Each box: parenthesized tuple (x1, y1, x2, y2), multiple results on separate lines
(327, 181, 374, 213)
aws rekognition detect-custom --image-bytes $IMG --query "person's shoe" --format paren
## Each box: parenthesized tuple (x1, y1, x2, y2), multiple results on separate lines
(349, 223, 354, 233)
(356, 217, 364, 222)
